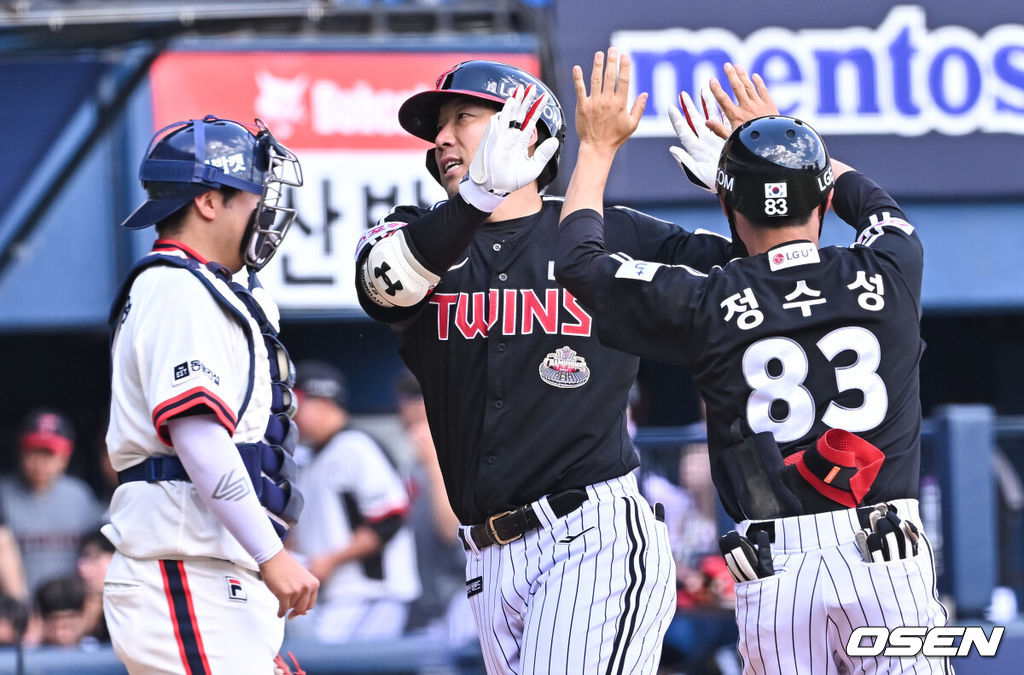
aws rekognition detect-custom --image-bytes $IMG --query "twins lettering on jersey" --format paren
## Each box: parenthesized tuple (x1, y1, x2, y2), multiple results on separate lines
(429, 288, 591, 340)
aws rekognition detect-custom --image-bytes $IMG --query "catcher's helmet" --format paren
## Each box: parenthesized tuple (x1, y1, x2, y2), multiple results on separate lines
(717, 115, 833, 221)
(121, 115, 303, 271)
(398, 60, 566, 190)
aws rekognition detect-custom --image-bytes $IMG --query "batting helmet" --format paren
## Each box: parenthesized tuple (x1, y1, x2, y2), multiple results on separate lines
(717, 115, 834, 221)
(398, 60, 566, 190)
(121, 115, 303, 271)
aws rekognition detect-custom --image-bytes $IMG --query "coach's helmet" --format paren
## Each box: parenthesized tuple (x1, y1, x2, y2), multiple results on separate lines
(398, 60, 566, 190)
(717, 115, 833, 222)
(121, 115, 303, 271)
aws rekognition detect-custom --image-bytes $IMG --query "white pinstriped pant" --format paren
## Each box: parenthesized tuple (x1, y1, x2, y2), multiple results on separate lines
(734, 498, 952, 675)
(461, 472, 677, 674)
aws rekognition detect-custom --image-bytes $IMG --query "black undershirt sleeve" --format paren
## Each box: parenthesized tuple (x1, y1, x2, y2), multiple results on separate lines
(553, 208, 613, 311)
(830, 170, 907, 234)
(402, 193, 491, 276)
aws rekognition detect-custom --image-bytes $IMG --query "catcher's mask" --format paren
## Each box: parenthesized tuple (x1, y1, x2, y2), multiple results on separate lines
(717, 115, 833, 224)
(398, 60, 566, 191)
(121, 115, 303, 271)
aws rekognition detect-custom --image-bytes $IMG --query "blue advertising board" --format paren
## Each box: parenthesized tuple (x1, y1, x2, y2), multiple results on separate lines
(552, 1, 1024, 202)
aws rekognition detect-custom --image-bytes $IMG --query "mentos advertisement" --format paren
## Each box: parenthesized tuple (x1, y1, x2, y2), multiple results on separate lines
(616, 6, 1024, 138)
(553, 2, 1024, 201)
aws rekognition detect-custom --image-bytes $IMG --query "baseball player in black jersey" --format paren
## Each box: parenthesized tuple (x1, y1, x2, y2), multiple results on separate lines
(556, 57, 952, 675)
(354, 55, 739, 673)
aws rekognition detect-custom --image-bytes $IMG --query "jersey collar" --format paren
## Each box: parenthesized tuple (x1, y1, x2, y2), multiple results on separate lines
(152, 239, 208, 264)
(766, 239, 820, 272)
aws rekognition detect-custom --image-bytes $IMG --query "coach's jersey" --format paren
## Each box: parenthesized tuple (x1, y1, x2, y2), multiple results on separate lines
(291, 429, 419, 603)
(105, 241, 275, 571)
(557, 172, 923, 517)
(357, 197, 732, 524)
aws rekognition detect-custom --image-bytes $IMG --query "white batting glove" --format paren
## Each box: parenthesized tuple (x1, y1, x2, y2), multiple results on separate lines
(460, 84, 560, 212)
(668, 88, 726, 193)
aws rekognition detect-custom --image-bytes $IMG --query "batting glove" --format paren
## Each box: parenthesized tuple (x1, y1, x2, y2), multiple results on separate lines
(668, 88, 726, 193)
(719, 529, 775, 583)
(461, 84, 561, 212)
(854, 503, 920, 563)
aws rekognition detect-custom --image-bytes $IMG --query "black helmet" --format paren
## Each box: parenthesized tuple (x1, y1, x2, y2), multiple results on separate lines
(121, 115, 303, 271)
(717, 115, 834, 221)
(398, 60, 566, 190)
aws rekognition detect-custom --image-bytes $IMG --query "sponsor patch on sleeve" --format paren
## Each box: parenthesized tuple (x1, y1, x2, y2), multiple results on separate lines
(614, 259, 663, 282)
(172, 359, 221, 387)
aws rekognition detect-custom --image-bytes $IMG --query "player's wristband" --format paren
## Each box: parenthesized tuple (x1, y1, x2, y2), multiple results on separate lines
(458, 175, 507, 212)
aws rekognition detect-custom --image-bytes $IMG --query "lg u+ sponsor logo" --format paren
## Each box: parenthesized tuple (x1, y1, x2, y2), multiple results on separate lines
(846, 625, 1005, 658)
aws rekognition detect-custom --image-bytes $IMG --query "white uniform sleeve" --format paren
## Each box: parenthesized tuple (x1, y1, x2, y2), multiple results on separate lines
(167, 414, 283, 564)
(142, 270, 248, 443)
(349, 434, 410, 521)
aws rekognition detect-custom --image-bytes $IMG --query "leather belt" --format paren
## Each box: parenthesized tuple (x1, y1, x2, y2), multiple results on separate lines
(461, 488, 588, 551)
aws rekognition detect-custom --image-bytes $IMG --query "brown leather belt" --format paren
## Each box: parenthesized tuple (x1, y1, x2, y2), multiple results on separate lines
(460, 488, 589, 551)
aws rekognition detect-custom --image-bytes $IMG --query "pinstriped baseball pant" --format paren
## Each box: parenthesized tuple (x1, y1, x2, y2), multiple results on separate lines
(461, 473, 677, 674)
(734, 498, 952, 675)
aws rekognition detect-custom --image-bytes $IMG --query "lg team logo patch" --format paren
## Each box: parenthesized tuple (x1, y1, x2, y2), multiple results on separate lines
(225, 576, 248, 602)
(538, 346, 591, 389)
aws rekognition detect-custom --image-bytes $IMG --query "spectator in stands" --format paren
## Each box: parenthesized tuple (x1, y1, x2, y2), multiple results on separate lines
(33, 575, 86, 647)
(287, 361, 420, 643)
(0, 409, 103, 595)
(396, 369, 475, 645)
(75, 528, 113, 643)
(0, 593, 29, 647)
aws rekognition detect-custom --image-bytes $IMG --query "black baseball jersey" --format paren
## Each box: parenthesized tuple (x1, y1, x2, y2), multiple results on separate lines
(357, 196, 733, 524)
(556, 171, 924, 515)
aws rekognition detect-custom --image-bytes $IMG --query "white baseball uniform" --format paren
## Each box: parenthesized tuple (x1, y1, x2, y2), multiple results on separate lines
(459, 473, 677, 674)
(289, 428, 420, 642)
(734, 499, 949, 675)
(104, 242, 286, 674)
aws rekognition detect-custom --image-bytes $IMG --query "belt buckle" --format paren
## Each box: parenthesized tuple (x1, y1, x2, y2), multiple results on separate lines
(486, 510, 522, 546)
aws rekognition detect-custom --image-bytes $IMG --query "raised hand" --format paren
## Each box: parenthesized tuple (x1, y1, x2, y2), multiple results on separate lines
(467, 84, 560, 197)
(707, 62, 781, 139)
(572, 48, 648, 157)
(668, 88, 726, 192)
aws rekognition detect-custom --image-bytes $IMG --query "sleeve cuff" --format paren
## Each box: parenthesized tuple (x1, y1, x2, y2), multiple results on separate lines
(458, 177, 507, 213)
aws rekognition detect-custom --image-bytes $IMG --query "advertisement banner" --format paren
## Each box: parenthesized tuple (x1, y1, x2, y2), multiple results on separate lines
(148, 50, 540, 311)
(613, 5, 1024, 139)
(553, 0, 1024, 201)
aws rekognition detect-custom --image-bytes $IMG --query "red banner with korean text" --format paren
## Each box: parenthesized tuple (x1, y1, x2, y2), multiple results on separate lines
(149, 50, 540, 311)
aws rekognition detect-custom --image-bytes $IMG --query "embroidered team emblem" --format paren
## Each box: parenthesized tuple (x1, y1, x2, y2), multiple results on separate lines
(538, 346, 591, 389)
(225, 576, 248, 602)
